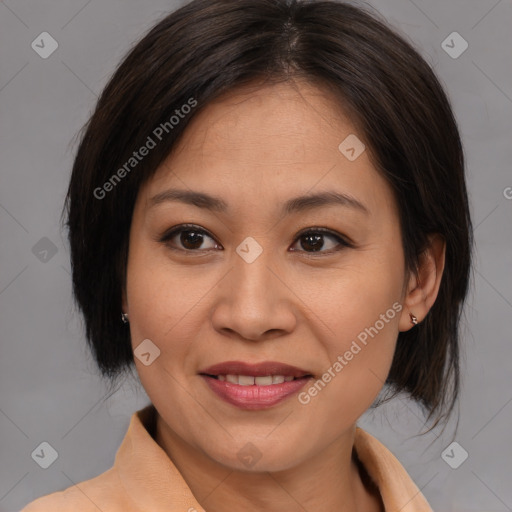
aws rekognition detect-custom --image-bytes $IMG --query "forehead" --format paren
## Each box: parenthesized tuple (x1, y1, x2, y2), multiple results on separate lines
(139, 80, 396, 220)
(165, 80, 356, 162)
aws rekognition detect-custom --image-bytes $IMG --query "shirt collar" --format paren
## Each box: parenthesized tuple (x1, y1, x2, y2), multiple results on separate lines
(353, 427, 433, 511)
(114, 404, 432, 512)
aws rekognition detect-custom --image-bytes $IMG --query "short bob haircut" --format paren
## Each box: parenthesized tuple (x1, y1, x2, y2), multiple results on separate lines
(65, 0, 473, 428)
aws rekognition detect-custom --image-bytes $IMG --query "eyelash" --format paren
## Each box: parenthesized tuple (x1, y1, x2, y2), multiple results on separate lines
(158, 223, 355, 256)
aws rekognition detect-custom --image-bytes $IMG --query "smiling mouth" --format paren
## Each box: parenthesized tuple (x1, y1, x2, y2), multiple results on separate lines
(199, 372, 313, 410)
(202, 374, 312, 385)
(198, 360, 315, 410)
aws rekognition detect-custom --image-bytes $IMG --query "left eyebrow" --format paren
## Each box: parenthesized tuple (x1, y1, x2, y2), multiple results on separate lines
(149, 189, 370, 216)
(283, 190, 369, 216)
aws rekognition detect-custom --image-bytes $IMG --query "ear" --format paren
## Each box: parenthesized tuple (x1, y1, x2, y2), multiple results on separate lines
(399, 234, 446, 332)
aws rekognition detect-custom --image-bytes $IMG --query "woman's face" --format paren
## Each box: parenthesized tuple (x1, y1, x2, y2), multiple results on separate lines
(125, 80, 409, 471)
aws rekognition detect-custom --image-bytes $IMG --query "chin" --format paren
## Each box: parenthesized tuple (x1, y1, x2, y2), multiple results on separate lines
(205, 437, 309, 474)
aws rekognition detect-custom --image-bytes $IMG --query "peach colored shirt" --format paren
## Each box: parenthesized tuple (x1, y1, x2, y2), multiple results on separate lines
(21, 404, 433, 511)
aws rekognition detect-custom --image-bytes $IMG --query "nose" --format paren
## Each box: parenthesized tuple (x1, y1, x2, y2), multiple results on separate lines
(210, 246, 297, 342)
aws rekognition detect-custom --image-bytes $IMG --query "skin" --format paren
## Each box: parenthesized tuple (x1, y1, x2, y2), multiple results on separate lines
(123, 79, 445, 512)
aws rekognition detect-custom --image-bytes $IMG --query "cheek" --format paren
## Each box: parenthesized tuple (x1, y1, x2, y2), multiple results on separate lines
(297, 295, 401, 430)
(125, 241, 217, 373)
(301, 248, 404, 343)
(297, 250, 404, 408)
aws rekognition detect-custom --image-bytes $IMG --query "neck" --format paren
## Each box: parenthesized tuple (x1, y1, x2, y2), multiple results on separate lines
(155, 414, 384, 512)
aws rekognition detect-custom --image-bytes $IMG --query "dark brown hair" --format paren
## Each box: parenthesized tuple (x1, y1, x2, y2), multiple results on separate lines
(64, 0, 473, 427)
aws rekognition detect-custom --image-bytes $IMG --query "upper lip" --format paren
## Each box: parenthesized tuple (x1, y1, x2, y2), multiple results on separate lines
(199, 361, 312, 378)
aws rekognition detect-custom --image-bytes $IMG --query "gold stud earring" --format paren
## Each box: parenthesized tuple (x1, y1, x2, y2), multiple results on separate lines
(409, 313, 418, 325)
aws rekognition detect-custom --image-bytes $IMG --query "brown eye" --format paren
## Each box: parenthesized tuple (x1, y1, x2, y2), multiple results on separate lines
(177, 230, 207, 250)
(160, 225, 220, 252)
(290, 228, 352, 254)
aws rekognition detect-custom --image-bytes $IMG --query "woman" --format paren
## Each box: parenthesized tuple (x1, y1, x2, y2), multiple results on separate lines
(21, 0, 473, 510)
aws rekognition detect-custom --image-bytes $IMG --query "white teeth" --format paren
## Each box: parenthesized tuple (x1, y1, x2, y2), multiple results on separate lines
(255, 376, 273, 386)
(217, 374, 298, 385)
(238, 375, 255, 386)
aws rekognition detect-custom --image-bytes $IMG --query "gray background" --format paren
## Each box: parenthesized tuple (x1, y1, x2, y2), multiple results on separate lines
(0, 0, 511, 510)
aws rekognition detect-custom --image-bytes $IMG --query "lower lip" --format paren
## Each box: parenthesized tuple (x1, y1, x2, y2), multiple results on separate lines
(201, 375, 311, 410)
